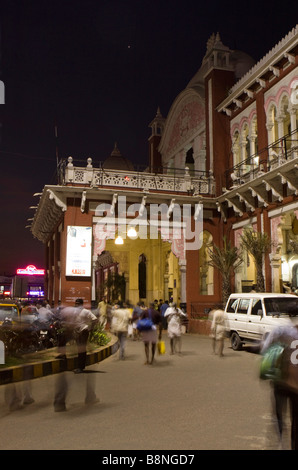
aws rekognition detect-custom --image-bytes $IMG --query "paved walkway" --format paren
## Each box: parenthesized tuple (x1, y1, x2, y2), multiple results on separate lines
(0, 333, 292, 450)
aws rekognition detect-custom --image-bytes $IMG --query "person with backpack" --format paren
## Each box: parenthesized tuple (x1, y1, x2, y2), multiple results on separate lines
(261, 324, 298, 449)
(138, 303, 161, 365)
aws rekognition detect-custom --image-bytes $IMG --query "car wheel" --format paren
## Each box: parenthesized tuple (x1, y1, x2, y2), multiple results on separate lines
(231, 332, 242, 351)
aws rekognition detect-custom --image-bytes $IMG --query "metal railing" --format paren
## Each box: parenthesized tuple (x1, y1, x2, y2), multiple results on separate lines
(224, 128, 298, 190)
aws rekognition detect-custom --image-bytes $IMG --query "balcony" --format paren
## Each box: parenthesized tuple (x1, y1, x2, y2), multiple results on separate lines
(60, 157, 215, 196)
(218, 129, 298, 217)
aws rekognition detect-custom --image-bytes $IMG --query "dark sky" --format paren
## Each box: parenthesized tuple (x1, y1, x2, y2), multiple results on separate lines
(0, 0, 296, 275)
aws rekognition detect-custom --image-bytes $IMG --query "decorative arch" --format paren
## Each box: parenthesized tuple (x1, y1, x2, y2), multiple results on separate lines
(159, 88, 205, 166)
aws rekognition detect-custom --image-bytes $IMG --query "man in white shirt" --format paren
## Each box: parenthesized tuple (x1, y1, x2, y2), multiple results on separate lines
(73, 298, 98, 373)
(111, 303, 131, 360)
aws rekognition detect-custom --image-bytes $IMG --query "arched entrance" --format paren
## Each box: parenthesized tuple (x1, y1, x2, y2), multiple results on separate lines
(93, 229, 182, 306)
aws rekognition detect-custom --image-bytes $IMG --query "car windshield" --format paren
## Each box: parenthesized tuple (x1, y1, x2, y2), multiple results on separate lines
(0, 306, 19, 321)
(264, 297, 298, 316)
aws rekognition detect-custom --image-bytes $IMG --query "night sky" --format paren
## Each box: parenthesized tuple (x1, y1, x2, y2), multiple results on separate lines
(0, 0, 296, 275)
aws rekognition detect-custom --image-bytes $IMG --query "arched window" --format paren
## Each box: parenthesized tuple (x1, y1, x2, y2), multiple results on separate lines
(185, 147, 194, 175)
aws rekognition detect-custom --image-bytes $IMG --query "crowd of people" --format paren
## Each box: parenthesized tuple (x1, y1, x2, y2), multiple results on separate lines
(5, 297, 298, 449)
(101, 298, 188, 364)
(4, 296, 188, 412)
(10, 296, 189, 369)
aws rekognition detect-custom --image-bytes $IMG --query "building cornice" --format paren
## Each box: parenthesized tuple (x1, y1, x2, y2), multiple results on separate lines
(217, 25, 298, 115)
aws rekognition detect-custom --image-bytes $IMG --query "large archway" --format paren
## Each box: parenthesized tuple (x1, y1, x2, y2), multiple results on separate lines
(94, 232, 181, 307)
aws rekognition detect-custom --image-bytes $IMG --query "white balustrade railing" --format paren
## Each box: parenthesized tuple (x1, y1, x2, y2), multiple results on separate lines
(63, 157, 215, 195)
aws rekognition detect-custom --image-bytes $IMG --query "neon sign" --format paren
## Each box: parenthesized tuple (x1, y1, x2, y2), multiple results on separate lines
(16, 265, 45, 276)
(27, 291, 44, 296)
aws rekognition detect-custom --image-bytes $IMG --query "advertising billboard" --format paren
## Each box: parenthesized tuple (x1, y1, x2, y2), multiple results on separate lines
(66, 226, 92, 277)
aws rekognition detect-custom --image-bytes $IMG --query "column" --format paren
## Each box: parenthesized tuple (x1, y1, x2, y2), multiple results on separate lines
(276, 115, 286, 158)
(163, 274, 169, 301)
(266, 122, 274, 160)
(234, 263, 244, 293)
(58, 261, 61, 302)
(269, 253, 281, 293)
(91, 255, 97, 302)
(290, 108, 298, 156)
(179, 260, 187, 304)
(124, 272, 129, 302)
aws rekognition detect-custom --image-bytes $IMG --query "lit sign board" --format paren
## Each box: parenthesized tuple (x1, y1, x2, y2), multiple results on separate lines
(66, 226, 92, 277)
(16, 265, 45, 276)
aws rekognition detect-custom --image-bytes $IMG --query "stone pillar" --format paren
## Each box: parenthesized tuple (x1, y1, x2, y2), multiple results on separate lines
(179, 260, 187, 304)
(266, 122, 274, 159)
(91, 255, 97, 302)
(290, 108, 298, 156)
(124, 272, 129, 303)
(164, 273, 169, 301)
(269, 253, 281, 293)
(277, 115, 286, 156)
(58, 261, 61, 302)
(240, 133, 247, 164)
(234, 263, 244, 293)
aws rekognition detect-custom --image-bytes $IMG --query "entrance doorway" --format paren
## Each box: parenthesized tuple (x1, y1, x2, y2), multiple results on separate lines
(95, 234, 181, 306)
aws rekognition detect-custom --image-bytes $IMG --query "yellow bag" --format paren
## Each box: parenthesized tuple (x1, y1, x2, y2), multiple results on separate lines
(158, 340, 166, 355)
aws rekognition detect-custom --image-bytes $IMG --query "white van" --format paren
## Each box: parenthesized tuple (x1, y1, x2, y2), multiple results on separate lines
(225, 293, 298, 350)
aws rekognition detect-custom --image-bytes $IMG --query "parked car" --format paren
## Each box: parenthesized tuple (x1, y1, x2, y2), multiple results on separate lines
(225, 293, 298, 350)
(0, 300, 20, 325)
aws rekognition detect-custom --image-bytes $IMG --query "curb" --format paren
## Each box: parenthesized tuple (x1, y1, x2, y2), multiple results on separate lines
(0, 338, 119, 386)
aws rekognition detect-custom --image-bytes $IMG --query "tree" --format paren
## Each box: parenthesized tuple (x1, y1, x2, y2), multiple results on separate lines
(207, 237, 243, 306)
(104, 272, 126, 302)
(240, 228, 271, 292)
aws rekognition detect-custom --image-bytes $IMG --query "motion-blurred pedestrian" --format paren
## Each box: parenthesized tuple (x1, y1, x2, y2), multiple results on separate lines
(111, 302, 131, 360)
(261, 324, 298, 449)
(73, 298, 98, 373)
(131, 302, 144, 340)
(139, 303, 161, 365)
(160, 300, 169, 331)
(98, 296, 107, 329)
(210, 309, 227, 357)
(164, 302, 187, 355)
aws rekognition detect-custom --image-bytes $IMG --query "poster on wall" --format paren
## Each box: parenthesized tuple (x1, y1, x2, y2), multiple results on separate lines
(66, 226, 92, 276)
